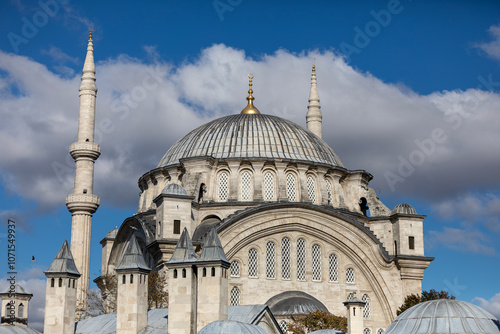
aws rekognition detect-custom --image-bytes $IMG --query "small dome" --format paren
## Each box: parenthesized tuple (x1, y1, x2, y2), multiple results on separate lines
(266, 291, 328, 316)
(105, 228, 118, 239)
(384, 299, 500, 334)
(198, 320, 269, 334)
(161, 183, 188, 196)
(392, 203, 417, 215)
(0, 325, 41, 334)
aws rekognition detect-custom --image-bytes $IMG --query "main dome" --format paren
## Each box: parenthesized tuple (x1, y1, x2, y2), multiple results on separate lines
(157, 114, 344, 168)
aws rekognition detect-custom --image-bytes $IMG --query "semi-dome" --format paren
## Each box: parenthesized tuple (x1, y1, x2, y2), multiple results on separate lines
(384, 299, 500, 334)
(157, 114, 344, 168)
(265, 291, 328, 316)
(392, 203, 417, 215)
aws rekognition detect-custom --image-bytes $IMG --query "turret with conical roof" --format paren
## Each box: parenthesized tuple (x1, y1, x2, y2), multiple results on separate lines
(115, 235, 150, 334)
(306, 64, 323, 138)
(196, 228, 230, 330)
(43, 240, 81, 334)
(167, 228, 198, 334)
(0, 284, 33, 326)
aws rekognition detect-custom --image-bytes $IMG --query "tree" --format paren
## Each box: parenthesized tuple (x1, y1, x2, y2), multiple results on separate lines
(288, 310, 348, 334)
(397, 289, 455, 315)
(148, 270, 169, 309)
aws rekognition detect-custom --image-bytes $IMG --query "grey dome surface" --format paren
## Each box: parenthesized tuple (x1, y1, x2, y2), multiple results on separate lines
(106, 228, 118, 239)
(157, 114, 344, 168)
(392, 203, 417, 215)
(161, 183, 188, 196)
(0, 325, 41, 334)
(266, 291, 328, 316)
(198, 320, 269, 334)
(384, 299, 500, 334)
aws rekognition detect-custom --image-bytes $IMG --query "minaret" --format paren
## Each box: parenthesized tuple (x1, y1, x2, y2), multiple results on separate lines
(306, 64, 323, 138)
(65, 30, 100, 313)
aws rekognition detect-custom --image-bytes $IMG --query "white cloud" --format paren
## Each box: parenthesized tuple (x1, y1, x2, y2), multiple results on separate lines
(41, 45, 79, 64)
(473, 293, 500, 320)
(427, 227, 495, 256)
(475, 24, 500, 61)
(0, 44, 500, 223)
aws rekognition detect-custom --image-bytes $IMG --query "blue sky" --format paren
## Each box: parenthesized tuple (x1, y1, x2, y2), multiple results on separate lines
(1, 0, 500, 330)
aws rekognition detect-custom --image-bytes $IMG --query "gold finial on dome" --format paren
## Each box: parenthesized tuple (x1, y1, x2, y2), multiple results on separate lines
(241, 74, 260, 114)
(89, 28, 93, 41)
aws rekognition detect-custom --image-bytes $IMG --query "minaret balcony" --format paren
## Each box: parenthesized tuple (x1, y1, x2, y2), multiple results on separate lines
(70, 142, 101, 160)
(66, 194, 100, 213)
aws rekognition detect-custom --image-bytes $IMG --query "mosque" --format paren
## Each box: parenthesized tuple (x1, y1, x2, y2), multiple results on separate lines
(1, 32, 500, 334)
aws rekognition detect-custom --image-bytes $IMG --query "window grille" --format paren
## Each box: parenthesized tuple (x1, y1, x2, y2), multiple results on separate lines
(230, 286, 240, 306)
(307, 176, 316, 203)
(326, 179, 333, 204)
(312, 244, 321, 281)
(363, 328, 372, 334)
(347, 292, 356, 301)
(266, 241, 276, 279)
(297, 238, 306, 281)
(263, 172, 275, 201)
(286, 173, 297, 202)
(18, 304, 24, 318)
(240, 171, 252, 201)
(279, 321, 288, 333)
(218, 172, 229, 201)
(230, 261, 240, 277)
(281, 237, 291, 280)
(377, 329, 385, 334)
(346, 267, 355, 284)
(362, 294, 371, 319)
(329, 254, 338, 282)
(248, 248, 258, 278)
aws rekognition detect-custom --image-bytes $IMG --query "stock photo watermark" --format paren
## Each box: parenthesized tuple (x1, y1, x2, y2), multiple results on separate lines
(7, 0, 69, 53)
(339, 0, 407, 60)
(5, 219, 17, 324)
(213, 0, 243, 22)
(385, 74, 500, 191)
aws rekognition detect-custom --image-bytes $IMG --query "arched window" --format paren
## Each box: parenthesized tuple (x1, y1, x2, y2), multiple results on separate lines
(218, 172, 229, 201)
(51, 278, 55, 287)
(279, 321, 288, 333)
(286, 173, 297, 202)
(202, 268, 207, 277)
(297, 238, 306, 281)
(130, 274, 134, 284)
(211, 267, 216, 277)
(329, 254, 339, 282)
(346, 268, 355, 284)
(363, 328, 372, 334)
(326, 179, 333, 205)
(263, 172, 276, 201)
(281, 237, 291, 280)
(306, 175, 317, 203)
(266, 241, 276, 279)
(362, 294, 371, 319)
(230, 286, 240, 306)
(18, 303, 24, 318)
(59, 278, 62, 287)
(5, 303, 11, 318)
(182, 268, 187, 278)
(123, 274, 127, 283)
(158, 221, 162, 238)
(377, 328, 385, 334)
(312, 244, 321, 281)
(230, 260, 240, 277)
(240, 171, 253, 201)
(248, 248, 258, 278)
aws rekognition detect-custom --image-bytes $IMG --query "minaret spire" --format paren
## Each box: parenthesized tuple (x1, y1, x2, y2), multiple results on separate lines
(66, 30, 100, 317)
(306, 64, 323, 138)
